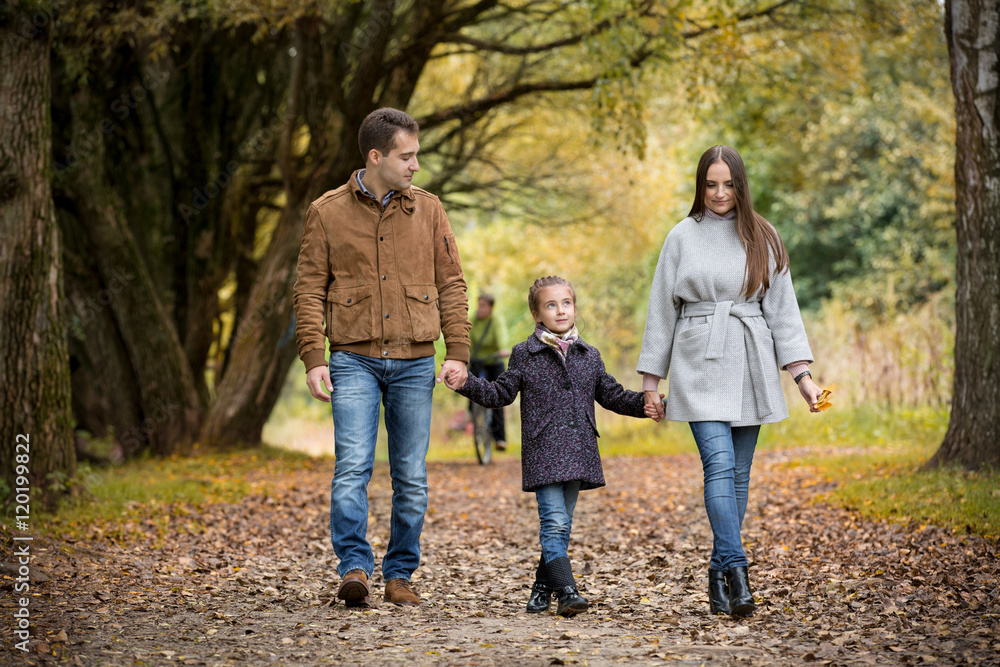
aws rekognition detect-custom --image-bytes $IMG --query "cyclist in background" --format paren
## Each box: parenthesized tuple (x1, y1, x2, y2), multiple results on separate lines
(468, 293, 509, 450)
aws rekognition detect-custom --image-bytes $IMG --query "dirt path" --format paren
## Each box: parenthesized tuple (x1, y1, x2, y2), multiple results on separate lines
(2, 450, 998, 666)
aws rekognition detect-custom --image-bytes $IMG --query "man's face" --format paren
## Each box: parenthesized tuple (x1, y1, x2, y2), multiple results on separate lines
(374, 130, 420, 192)
(476, 298, 493, 320)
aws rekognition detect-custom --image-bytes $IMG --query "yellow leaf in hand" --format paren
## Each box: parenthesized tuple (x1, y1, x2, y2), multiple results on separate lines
(813, 387, 833, 411)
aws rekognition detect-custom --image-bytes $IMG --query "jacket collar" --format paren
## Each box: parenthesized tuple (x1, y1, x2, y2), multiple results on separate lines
(349, 169, 416, 213)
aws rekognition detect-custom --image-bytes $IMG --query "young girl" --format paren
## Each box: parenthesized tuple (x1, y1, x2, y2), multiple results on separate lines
(444, 276, 651, 616)
(638, 145, 823, 618)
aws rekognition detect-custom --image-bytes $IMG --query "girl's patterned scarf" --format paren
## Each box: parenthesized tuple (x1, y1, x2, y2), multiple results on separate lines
(534, 323, 579, 358)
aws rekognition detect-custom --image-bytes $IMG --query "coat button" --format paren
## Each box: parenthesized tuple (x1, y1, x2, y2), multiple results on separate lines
(382, 275, 386, 280)
(383, 351, 388, 356)
(385, 314, 390, 319)
(423, 295, 429, 300)
(347, 298, 352, 304)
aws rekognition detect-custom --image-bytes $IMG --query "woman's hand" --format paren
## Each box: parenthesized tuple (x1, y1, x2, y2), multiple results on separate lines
(798, 376, 824, 412)
(644, 390, 666, 422)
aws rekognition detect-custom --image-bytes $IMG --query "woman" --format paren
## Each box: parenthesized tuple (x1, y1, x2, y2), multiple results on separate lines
(638, 145, 823, 618)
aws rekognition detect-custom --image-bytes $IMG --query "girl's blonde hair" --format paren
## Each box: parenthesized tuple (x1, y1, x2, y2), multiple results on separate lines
(528, 276, 576, 315)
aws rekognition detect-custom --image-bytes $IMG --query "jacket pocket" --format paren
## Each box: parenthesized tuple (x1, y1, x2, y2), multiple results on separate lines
(528, 411, 554, 440)
(326, 286, 374, 343)
(403, 284, 441, 342)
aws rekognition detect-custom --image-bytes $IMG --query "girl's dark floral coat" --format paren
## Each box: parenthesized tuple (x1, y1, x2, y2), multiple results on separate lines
(458, 334, 647, 492)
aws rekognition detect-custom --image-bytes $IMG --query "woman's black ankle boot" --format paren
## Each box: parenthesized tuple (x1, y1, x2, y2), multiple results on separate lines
(725, 565, 756, 618)
(708, 569, 731, 615)
(545, 556, 588, 617)
(526, 556, 552, 613)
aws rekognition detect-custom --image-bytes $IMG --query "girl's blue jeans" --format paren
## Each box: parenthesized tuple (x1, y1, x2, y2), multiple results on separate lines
(535, 481, 582, 563)
(689, 421, 761, 572)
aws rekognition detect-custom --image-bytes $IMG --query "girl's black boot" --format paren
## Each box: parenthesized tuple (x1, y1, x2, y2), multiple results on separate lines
(724, 565, 756, 618)
(708, 569, 731, 615)
(545, 556, 588, 617)
(526, 556, 552, 613)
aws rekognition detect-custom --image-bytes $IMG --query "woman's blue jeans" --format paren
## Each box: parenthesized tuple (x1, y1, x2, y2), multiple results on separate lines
(328, 351, 435, 582)
(535, 481, 582, 563)
(689, 421, 761, 572)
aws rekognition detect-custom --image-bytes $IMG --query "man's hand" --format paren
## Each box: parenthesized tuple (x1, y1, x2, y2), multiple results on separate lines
(437, 359, 468, 390)
(306, 365, 333, 402)
(644, 390, 666, 422)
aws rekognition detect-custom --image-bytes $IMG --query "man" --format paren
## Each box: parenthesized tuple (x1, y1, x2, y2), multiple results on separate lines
(293, 108, 470, 608)
(468, 293, 509, 450)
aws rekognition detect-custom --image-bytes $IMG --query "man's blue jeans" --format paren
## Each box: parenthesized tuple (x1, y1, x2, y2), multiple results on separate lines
(689, 421, 761, 572)
(535, 481, 582, 563)
(328, 351, 435, 582)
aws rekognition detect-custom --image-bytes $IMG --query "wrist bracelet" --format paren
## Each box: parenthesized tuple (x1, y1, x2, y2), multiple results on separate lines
(793, 370, 811, 384)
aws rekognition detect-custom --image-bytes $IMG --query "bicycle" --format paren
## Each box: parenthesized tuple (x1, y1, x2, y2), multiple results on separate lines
(468, 357, 500, 465)
(470, 398, 493, 465)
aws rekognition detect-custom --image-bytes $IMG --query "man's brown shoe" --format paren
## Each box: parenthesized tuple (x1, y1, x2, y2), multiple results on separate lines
(384, 578, 421, 606)
(337, 569, 370, 603)
(344, 595, 375, 609)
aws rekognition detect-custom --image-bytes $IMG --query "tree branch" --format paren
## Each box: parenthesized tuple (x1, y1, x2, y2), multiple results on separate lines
(418, 78, 597, 130)
(681, 0, 801, 39)
(440, 17, 614, 55)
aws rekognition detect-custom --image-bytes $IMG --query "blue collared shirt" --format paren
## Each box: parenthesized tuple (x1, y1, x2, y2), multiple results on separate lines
(356, 169, 396, 209)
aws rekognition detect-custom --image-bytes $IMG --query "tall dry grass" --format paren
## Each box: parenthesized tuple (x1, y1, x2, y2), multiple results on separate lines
(801, 291, 954, 410)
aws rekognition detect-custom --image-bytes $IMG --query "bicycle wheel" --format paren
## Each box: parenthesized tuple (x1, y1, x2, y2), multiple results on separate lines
(471, 403, 492, 464)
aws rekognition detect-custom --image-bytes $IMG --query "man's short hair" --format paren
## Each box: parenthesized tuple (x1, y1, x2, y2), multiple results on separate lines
(358, 108, 419, 160)
(478, 293, 495, 306)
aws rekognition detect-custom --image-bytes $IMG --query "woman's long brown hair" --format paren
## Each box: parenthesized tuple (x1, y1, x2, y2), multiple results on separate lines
(688, 145, 789, 297)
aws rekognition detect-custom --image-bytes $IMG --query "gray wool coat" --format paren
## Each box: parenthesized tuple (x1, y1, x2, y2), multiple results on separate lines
(637, 215, 814, 426)
(458, 334, 647, 492)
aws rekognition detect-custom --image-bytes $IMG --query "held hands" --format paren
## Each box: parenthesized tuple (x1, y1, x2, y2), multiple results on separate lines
(306, 365, 333, 402)
(798, 375, 825, 413)
(436, 359, 468, 391)
(643, 391, 666, 422)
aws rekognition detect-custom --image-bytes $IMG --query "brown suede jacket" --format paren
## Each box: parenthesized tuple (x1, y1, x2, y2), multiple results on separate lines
(292, 170, 471, 372)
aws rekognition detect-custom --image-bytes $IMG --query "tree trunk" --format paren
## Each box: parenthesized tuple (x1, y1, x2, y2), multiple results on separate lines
(928, 0, 1000, 470)
(59, 90, 203, 456)
(0, 5, 74, 503)
(198, 199, 306, 447)
(59, 207, 144, 459)
(199, 114, 361, 447)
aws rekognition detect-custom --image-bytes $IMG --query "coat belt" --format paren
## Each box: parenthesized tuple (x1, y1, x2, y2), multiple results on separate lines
(679, 300, 773, 417)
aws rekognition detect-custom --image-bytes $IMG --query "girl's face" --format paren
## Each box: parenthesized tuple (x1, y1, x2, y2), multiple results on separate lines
(532, 285, 576, 334)
(704, 161, 736, 217)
